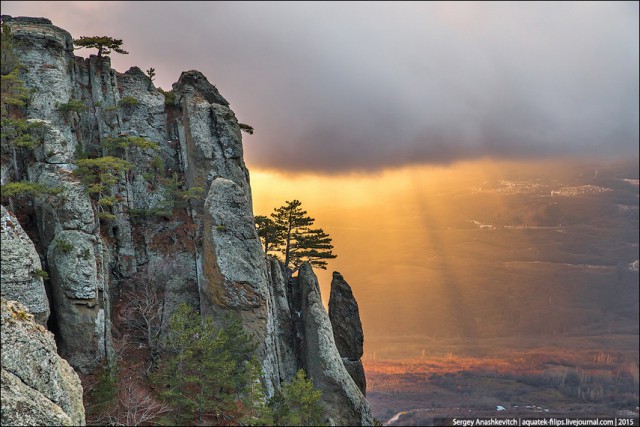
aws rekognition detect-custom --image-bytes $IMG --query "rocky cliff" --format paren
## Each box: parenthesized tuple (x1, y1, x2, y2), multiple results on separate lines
(1, 299, 85, 426)
(1, 15, 371, 425)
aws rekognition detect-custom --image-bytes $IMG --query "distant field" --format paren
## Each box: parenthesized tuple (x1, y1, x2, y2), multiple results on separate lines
(365, 335, 639, 425)
(356, 160, 639, 425)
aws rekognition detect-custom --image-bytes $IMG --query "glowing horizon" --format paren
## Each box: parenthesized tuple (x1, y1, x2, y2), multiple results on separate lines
(248, 156, 639, 355)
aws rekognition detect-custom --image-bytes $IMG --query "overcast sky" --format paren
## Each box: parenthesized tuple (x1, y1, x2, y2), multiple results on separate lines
(3, 1, 638, 173)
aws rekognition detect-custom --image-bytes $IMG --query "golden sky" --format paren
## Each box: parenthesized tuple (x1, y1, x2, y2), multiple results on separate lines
(248, 157, 639, 357)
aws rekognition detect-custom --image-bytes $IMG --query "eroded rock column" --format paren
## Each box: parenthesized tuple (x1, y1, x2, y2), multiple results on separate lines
(329, 271, 367, 395)
(298, 263, 373, 426)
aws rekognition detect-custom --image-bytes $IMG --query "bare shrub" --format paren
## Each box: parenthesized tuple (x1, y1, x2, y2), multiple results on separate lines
(118, 256, 188, 362)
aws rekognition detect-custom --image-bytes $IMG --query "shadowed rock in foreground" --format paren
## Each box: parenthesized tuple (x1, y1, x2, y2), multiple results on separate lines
(1, 299, 85, 426)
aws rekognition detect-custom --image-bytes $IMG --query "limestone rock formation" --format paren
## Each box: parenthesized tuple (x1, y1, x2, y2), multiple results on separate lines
(264, 257, 298, 391)
(3, 15, 373, 425)
(1, 299, 85, 426)
(5, 16, 112, 374)
(0, 206, 50, 325)
(329, 271, 367, 394)
(298, 263, 373, 426)
(173, 70, 251, 199)
(201, 177, 269, 339)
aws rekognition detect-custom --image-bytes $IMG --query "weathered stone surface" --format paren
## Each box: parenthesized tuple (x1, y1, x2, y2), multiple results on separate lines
(5, 16, 76, 143)
(329, 271, 366, 394)
(0, 205, 50, 325)
(117, 66, 168, 167)
(298, 263, 373, 426)
(30, 119, 76, 164)
(173, 70, 229, 106)
(200, 177, 269, 337)
(6, 16, 112, 373)
(329, 272, 364, 359)
(263, 257, 298, 394)
(173, 71, 251, 202)
(342, 359, 367, 396)
(47, 230, 108, 372)
(5, 18, 374, 424)
(35, 166, 96, 246)
(48, 230, 99, 300)
(1, 369, 74, 426)
(1, 299, 85, 426)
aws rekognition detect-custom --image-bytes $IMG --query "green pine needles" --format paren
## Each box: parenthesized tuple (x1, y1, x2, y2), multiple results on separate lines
(153, 303, 259, 424)
(73, 36, 128, 58)
(270, 369, 325, 426)
(153, 303, 324, 425)
(256, 199, 337, 271)
(73, 156, 131, 221)
(1, 181, 63, 199)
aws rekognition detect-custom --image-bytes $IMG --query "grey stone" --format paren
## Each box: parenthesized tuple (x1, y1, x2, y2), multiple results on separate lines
(6, 18, 375, 425)
(173, 70, 251, 203)
(173, 70, 229, 106)
(329, 271, 366, 394)
(263, 257, 298, 394)
(200, 177, 269, 341)
(298, 263, 373, 426)
(1, 299, 85, 426)
(5, 17, 76, 139)
(342, 359, 367, 396)
(329, 271, 364, 359)
(0, 205, 50, 325)
(7, 17, 113, 374)
(35, 166, 96, 246)
(47, 230, 106, 372)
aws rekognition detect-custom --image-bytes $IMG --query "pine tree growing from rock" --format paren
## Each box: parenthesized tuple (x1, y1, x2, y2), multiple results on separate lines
(257, 200, 337, 272)
(73, 36, 128, 57)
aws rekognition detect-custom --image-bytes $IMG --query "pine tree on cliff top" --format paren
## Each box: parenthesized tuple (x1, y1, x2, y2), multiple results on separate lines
(73, 36, 128, 57)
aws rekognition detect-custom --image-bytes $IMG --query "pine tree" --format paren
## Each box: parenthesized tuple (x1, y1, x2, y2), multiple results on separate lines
(73, 36, 128, 57)
(155, 303, 236, 424)
(255, 215, 285, 255)
(262, 200, 337, 271)
(289, 227, 336, 270)
(270, 369, 324, 426)
(73, 156, 131, 220)
(154, 304, 271, 425)
(239, 356, 274, 426)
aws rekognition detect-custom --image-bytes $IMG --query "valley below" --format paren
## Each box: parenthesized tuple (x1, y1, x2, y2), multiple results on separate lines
(366, 335, 639, 425)
(352, 159, 639, 426)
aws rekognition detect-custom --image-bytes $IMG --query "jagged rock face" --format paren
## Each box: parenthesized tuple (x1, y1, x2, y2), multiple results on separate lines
(0, 206, 50, 325)
(342, 359, 367, 396)
(200, 177, 273, 366)
(298, 263, 373, 426)
(329, 272, 364, 358)
(173, 70, 229, 106)
(5, 17, 373, 425)
(47, 229, 110, 372)
(6, 17, 113, 374)
(329, 271, 366, 394)
(1, 299, 85, 426)
(5, 17, 75, 124)
(263, 257, 298, 393)
(173, 70, 251, 201)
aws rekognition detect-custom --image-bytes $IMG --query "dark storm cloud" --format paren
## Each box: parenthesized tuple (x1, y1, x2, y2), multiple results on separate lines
(3, 1, 638, 172)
